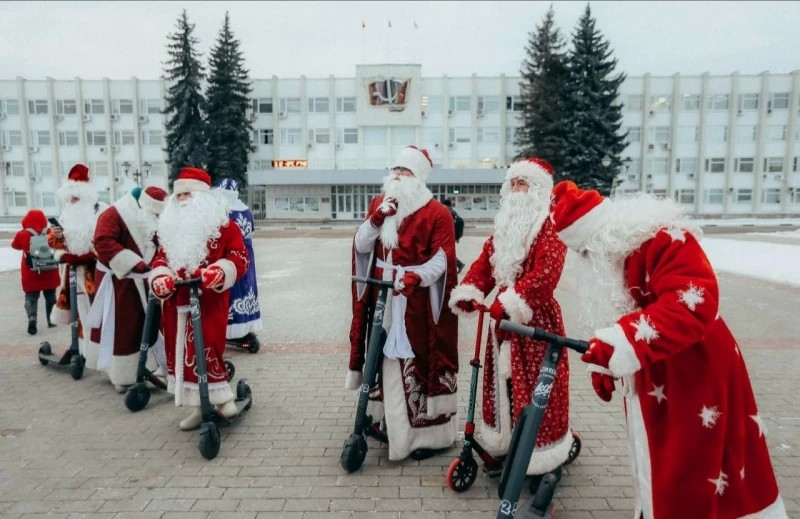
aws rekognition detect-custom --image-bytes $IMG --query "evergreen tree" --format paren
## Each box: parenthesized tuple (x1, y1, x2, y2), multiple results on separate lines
(515, 6, 571, 178)
(562, 4, 627, 195)
(163, 10, 207, 184)
(206, 12, 253, 188)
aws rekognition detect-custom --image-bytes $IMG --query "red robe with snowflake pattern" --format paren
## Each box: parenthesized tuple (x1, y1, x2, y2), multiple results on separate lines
(451, 217, 571, 474)
(149, 221, 249, 407)
(596, 227, 785, 519)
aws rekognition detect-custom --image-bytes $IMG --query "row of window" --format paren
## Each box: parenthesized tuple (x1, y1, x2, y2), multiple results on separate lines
(1, 130, 162, 148)
(667, 188, 799, 205)
(626, 93, 794, 113)
(251, 126, 520, 147)
(0, 98, 162, 116)
(628, 124, 798, 145)
(4, 189, 121, 208)
(248, 95, 525, 116)
(3, 160, 166, 179)
(624, 156, 800, 176)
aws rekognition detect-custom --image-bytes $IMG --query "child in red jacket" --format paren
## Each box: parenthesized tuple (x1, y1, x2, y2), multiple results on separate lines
(11, 209, 61, 335)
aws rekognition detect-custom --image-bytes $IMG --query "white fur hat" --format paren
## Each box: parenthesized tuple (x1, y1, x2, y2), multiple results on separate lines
(392, 146, 433, 181)
(505, 158, 555, 192)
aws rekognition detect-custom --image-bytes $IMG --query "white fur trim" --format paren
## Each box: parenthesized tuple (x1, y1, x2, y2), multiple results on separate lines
(480, 336, 513, 455)
(109, 249, 143, 279)
(392, 147, 432, 181)
(739, 496, 787, 519)
(526, 430, 574, 475)
(505, 161, 554, 192)
(626, 383, 653, 519)
(226, 319, 263, 340)
(426, 393, 458, 416)
(498, 288, 534, 324)
(211, 258, 237, 292)
(173, 179, 210, 195)
(497, 336, 512, 380)
(107, 351, 144, 386)
(556, 198, 612, 252)
(448, 284, 485, 318)
(595, 324, 642, 377)
(345, 369, 363, 391)
(167, 377, 235, 406)
(54, 249, 66, 261)
(140, 191, 166, 215)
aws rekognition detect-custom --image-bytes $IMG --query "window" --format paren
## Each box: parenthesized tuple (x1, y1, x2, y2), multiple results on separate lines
(86, 131, 107, 146)
(449, 96, 471, 113)
(626, 126, 641, 143)
(91, 161, 109, 176)
(31, 130, 51, 146)
(735, 157, 754, 173)
(706, 126, 727, 143)
(8, 161, 25, 176)
(309, 128, 331, 144)
(625, 158, 641, 177)
(795, 157, 799, 173)
(84, 99, 105, 115)
(676, 126, 698, 143)
(391, 126, 414, 146)
(338, 128, 358, 144)
(648, 95, 670, 112)
(112, 99, 134, 114)
(682, 94, 700, 111)
(706, 94, 729, 111)
(1, 99, 20, 115)
(649, 126, 670, 144)
(769, 93, 789, 110)
(141, 130, 162, 146)
(28, 99, 48, 115)
(279, 97, 301, 114)
(675, 189, 695, 204)
(253, 160, 271, 171)
(336, 97, 356, 113)
(506, 96, 523, 111)
(676, 158, 697, 174)
(422, 95, 442, 114)
(421, 127, 442, 146)
(477, 96, 499, 113)
(761, 188, 781, 204)
(97, 191, 111, 204)
(308, 97, 329, 113)
(5, 191, 27, 207)
(113, 130, 135, 145)
(361, 127, 385, 145)
(739, 93, 759, 111)
(56, 99, 77, 115)
(140, 99, 161, 114)
(704, 189, 723, 204)
(705, 158, 725, 173)
(36, 192, 56, 208)
(449, 127, 471, 144)
(505, 126, 519, 146)
(735, 189, 752, 203)
(255, 129, 274, 145)
(58, 131, 79, 146)
(304, 197, 320, 212)
(280, 128, 302, 145)
(764, 157, 784, 173)
(765, 125, 786, 141)
(646, 158, 668, 175)
(735, 125, 757, 143)
(33, 161, 53, 179)
(478, 127, 500, 144)
(252, 98, 273, 114)
(625, 95, 643, 111)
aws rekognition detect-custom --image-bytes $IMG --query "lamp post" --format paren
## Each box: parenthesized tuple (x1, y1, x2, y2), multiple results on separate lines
(121, 161, 151, 187)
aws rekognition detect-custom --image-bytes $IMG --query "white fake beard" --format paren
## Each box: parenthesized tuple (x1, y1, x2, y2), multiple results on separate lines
(574, 252, 637, 338)
(490, 191, 548, 287)
(59, 200, 97, 255)
(137, 208, 159, 244)
(157, 191, 229, 273)
(379, 173, 432, 249)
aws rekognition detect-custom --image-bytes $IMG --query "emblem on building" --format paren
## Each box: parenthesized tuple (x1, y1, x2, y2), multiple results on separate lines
(368, 77, 410, 112)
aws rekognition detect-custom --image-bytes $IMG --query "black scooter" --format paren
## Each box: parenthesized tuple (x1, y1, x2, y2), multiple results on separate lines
(227, 332, 261, 354)
(174, 278, 252, 460)
(340, 275, 393, 473)
(496, 320, 588, 519)
(38, 264, 85, 380)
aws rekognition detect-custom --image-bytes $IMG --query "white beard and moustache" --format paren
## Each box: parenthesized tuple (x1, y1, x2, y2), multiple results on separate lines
(157, 190, 230, 273)
(379, 173, 432, 249)
(137, 208, 159, 244)
(59, 200, 98, 255)
(490, 189, 549, 287)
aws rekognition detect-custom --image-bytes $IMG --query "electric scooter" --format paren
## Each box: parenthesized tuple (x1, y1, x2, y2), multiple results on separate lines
(37, 264, 85, 380)
(496, 320, 588, 519)
(227, 333, 261, 354)
(340, 275, 394, 473)
(174, 278, 252, 460)
(446, 304, 504, 492)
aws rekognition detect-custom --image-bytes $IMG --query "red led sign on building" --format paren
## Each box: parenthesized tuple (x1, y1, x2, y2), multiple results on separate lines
(272, 160, 308, 168)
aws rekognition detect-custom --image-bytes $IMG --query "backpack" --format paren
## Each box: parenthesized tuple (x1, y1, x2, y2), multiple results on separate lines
(452, 211, 465, 241)
(25, 228, 59, 272)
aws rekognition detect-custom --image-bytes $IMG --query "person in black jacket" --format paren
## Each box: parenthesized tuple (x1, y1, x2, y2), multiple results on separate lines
(442, 199, 465, 273)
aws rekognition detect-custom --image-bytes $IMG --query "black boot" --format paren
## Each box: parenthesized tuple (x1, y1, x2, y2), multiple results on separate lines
(27, 319, 37, 335)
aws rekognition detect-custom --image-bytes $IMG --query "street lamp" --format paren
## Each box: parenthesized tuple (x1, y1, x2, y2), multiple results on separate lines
(121, 161, 151, 187)
(601, 156, 612, 168)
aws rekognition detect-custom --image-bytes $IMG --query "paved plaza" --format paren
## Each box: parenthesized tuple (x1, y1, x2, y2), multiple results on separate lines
(0, 227, 797, 518)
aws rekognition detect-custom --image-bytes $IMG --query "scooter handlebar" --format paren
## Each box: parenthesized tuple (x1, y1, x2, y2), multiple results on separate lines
(174, 277, 202, 287)
(499, 320, 589, 354)
(351, 275, 395, 289)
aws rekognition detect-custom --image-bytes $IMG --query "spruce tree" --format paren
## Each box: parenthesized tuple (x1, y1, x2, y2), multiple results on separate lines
(516, 6, 571, 178)
(163, 10, 207, 184)
(206, 12, 253, 188)
(562, 4, 627, 195)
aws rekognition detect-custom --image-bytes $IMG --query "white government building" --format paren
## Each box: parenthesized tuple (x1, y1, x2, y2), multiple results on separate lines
(1, 64, 799, 221)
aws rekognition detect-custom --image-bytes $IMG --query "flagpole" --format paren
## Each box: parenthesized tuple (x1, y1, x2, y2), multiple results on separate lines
(360, 21, 365, 64)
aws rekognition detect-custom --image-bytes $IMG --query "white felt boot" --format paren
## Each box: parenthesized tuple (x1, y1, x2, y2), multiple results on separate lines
(179, 407, 203, 430)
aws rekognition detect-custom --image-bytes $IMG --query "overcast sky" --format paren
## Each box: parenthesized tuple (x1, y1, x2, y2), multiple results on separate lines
(1, 1, 799, 81)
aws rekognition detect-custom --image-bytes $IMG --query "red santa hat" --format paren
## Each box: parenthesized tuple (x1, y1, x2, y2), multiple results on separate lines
(67, 163, 90, 183)
(504, 158, 554, 192)
(549, 180, 611, 252)
(392, 145, 433, 182)
(173, 167, 212, 195)
(140, 186, 168, 215)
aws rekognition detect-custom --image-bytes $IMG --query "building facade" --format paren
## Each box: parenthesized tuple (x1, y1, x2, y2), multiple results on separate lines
(1, 65, 799, 220)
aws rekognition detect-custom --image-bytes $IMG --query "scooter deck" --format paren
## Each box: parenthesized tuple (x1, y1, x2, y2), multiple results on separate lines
(201, 395, 252, 427)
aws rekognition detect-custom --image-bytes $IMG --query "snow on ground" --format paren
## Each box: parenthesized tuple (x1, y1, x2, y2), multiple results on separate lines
(700, 237, 800, 287)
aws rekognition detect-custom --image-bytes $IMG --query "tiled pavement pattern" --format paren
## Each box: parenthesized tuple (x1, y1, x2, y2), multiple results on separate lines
(0, 229, 797, 518)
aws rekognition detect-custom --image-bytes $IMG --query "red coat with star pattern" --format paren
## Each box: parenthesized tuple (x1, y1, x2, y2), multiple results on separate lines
(597, 227, 784, 519)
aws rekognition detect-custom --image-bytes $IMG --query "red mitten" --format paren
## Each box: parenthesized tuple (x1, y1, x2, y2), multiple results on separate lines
(131, 261, 150, 274)
(581, 338, 614, 369)
(200, 265, 225, 290)
(393, 271, 421, 297)
(455, 299, 479, 313)
(151, 275, 175, 299)
(590, 372, 616, 402)
(59, 252, 79, 265)
(369, 197, 398, 228)
(489, 298, 507, 323)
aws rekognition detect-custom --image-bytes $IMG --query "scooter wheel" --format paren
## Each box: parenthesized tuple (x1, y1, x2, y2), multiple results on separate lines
(197, 422, 221, 460)
(531, 472, 559, 516)
(247, 336, 260, 354)
(38, 342, 52, 366)
(340, 433, 368, 473)
(446, 456, 478, 492)
(124, 384, 150, 412)
(69, 354, 85, 380)
(236, 379, 252, 411)
(565, 432, 582, 465)
(225, 360, 235, 381)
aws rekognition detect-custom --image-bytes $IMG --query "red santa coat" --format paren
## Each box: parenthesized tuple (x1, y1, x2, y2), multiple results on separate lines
(11, 210, 60, 293)
(597, 228, 785, 519)
(88, 195, 160, 386)
(348, 195, 459, 460)
(150, 221, 248, 407)
(450, 217, 571, 474)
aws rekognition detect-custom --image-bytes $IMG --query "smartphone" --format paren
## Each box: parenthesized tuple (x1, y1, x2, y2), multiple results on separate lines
(48, 217, 61, 228)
